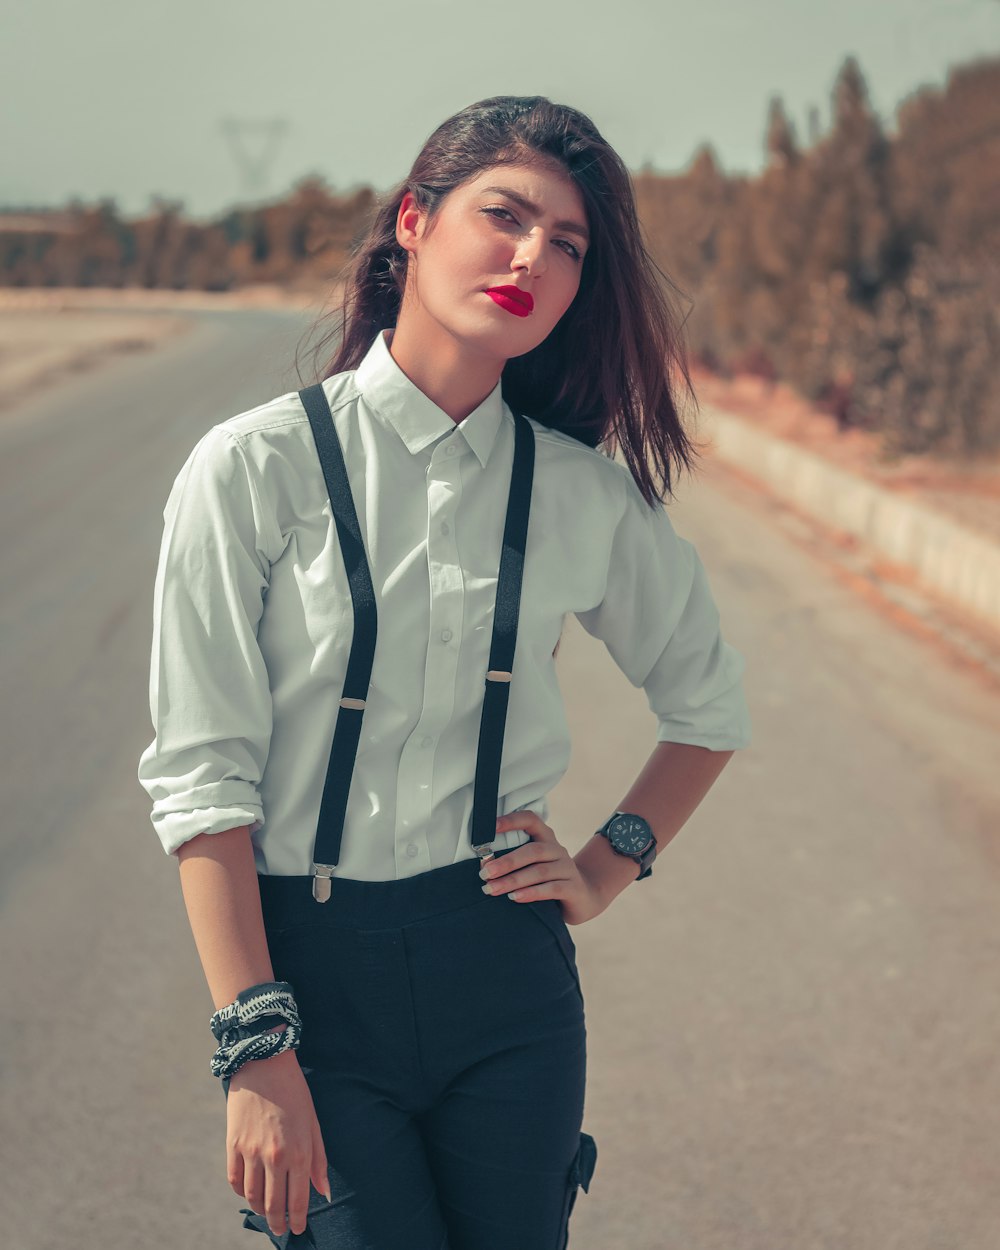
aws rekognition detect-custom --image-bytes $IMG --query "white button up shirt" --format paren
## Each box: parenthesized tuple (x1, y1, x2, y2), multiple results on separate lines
(137, 327, 751, 879)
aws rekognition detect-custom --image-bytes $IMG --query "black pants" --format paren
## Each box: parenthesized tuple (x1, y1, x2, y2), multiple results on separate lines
(222, 848, 597, 1249)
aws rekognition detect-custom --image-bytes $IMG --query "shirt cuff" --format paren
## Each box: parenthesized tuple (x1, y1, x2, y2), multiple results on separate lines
(152, 803, 264, 857)
(655, 716, 752, 751)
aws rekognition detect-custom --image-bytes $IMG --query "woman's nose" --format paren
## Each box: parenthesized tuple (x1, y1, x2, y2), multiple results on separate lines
(511, 230, 547, 276)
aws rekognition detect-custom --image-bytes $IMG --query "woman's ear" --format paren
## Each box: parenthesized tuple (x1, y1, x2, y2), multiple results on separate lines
(395, 191, 423, 255)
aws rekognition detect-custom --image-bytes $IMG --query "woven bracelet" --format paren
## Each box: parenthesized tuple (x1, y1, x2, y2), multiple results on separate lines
(210, 981, 301, 1044)
(211, 1018, 302, 1080)
(209, 981, 303, 1080)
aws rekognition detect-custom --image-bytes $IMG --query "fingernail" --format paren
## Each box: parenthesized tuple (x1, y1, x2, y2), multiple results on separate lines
(481, 882, 493, 894)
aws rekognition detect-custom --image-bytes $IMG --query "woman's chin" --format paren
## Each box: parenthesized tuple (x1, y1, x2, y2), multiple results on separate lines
(479, 306, 561, 355)
(446, 317, 532, 360)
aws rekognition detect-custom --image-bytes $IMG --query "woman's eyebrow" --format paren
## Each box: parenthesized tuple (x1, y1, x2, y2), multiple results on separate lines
(479, 186, 590, 243)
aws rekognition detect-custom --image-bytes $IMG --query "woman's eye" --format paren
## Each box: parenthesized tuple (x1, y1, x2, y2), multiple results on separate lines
(482, 207, 582, 262)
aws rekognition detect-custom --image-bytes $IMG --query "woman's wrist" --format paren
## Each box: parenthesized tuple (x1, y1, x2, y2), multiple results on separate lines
(228, 1037, 299, 1085)
(574, 834, 641, 912)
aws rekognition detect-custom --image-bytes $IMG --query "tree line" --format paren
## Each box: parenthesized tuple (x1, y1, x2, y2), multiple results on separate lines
(635, 55, 999, 462)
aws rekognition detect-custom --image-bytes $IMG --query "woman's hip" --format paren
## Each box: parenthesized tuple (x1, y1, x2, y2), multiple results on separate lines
(257, 854, 586, 1093)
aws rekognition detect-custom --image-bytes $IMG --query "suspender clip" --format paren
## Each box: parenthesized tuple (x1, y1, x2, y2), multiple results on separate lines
(312, 863, 335, 903)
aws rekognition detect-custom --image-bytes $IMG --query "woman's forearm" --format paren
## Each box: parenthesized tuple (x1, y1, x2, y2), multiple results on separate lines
(574, 740, 736, 913)
(176, 825, 278, 1011)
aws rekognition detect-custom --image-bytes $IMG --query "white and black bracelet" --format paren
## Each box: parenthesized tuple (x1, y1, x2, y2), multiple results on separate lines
(209, 980, 302, 1080)
(210, 1018, 302, 1079)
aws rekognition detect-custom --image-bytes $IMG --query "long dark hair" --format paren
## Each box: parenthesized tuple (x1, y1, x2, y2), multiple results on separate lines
(295, 95, 703, 508)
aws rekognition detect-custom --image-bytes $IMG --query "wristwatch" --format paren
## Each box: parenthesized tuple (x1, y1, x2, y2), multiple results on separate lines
(595, 811, 657, 880)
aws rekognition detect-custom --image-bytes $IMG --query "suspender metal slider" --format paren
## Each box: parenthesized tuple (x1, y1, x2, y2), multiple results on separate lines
(312, 863, 335, 903)
(472, 844, 495, 869)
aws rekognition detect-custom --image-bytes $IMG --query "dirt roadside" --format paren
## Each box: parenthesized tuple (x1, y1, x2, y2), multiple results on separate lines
(0, 284, 336, 413)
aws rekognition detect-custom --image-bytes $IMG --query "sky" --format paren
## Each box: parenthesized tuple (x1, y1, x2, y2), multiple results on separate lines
(2, 0, 998, 223)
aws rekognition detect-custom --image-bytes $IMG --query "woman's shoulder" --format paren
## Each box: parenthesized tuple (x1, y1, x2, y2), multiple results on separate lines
(520, 413, 635, 512)
(214, 372, 360, 449)
(170, 374, 361, 531)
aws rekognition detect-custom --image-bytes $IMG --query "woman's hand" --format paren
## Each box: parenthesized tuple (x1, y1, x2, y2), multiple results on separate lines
(226, 1044, 331, 1240)
(483, 811, 606, 925)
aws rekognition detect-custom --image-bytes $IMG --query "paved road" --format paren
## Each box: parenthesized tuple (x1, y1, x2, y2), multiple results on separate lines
(2, 309, 999, 1250)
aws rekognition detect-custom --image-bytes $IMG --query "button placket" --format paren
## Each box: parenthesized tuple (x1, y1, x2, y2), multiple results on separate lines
(394, 444, 465, 874)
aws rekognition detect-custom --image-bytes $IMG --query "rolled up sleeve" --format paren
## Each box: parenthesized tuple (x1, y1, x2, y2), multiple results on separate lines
(137, 426, 277, 856)
(575, 472, 751, 751)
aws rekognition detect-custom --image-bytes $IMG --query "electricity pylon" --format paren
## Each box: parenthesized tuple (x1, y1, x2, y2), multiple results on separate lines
(220, 117, 290, 203)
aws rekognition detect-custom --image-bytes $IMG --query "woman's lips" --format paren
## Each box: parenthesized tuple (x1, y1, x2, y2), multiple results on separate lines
(485, 287, 533, 318)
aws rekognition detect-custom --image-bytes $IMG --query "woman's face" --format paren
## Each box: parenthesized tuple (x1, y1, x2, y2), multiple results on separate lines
(395, 161, 590, 362)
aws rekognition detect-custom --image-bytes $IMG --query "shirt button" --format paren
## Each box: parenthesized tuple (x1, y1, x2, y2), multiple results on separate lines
(446, 445, 457, 456)
(440, 628, 453, 642)
(421, 735, 433, 747)
(441, 521, 450, 535)
(406, 843, 419, 858)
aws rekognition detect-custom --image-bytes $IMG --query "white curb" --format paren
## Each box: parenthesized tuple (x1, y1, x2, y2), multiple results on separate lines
(703, 405, 1000, 633)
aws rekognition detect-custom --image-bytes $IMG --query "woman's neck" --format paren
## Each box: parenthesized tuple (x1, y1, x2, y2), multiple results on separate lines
(385, 319, 503, 425)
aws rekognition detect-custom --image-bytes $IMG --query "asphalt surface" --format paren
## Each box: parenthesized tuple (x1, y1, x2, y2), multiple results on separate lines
(2, 308, 999, 1250)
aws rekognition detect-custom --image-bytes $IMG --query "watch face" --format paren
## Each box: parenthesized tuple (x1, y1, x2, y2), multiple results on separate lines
(607, 814, 653, 856)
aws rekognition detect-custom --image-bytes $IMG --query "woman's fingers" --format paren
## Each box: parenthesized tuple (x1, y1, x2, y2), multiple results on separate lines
(226, 1142, 246, 1197)
(311, 1117, 332, 1202)
(243, 1157, 265, 1212)
(264, 1162, 290, 1238)
(495, 809, 556, 843)
(286, 1161, 311, 1236)
(483, 856, 567, 898)
(231, 1142, 321, 1237)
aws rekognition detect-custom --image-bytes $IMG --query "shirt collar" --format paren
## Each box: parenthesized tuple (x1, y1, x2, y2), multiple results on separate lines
(354, 327, 505, 469)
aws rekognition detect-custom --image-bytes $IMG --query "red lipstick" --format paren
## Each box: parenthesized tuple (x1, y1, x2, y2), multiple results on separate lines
(485, 285, 533, 317)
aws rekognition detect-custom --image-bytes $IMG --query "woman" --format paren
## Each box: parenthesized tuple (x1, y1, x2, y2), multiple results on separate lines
(138, 94, 751, 1249)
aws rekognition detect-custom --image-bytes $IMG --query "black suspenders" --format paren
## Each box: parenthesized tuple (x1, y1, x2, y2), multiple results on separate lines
(297, 383, 536, 902)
